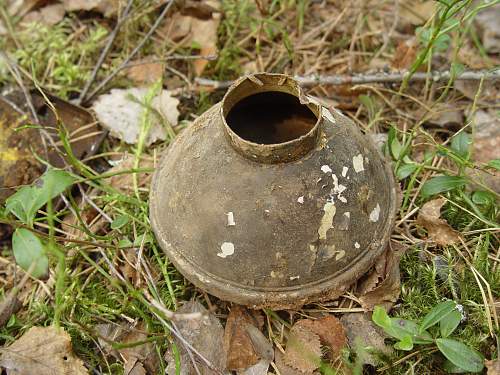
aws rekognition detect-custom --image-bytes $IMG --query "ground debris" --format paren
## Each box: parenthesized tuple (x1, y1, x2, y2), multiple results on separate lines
(105, 153, 155, 193)
(0, 325, 88, 375)
(295, 316, 346, 360)
(96, 322, 158, 375)
(340, 313, 392, 366)
(164, 300, 226, 375)
(475, 3, 500, 54)
(92, 88, 179, 146)
(21, 3, 65, 27)
(486, 359, 500, 375)
(283, 323, 321, 373)
(417, 198, 461, 246)
(62, 0, 118, 18)
(357, 242, 406, 311)
(126, 59, 165, 85)
(223, 305, 272, 371)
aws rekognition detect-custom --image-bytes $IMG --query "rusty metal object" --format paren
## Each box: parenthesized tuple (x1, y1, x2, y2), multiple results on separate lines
(150, 73, 397, 309)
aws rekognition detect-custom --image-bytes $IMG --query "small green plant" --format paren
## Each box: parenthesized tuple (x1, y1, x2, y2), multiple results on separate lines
(3, 168, 75, 278)
(372, 303, 484, 373)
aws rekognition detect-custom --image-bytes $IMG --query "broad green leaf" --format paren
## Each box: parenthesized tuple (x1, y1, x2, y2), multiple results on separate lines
(5, 169, 75, 226)
(397, 163, 418, 180)
(12, 228, 49, 279)
(443, 360, 468, 373)
(421, 176, 467, 198)
(436, 338, 484, 373)
(389, 318, 433, 344)
(111, 215, 129, 230)
(117, 238, 133, 248)
(450, 132, 471, 159)
(372, 306, 392, 331)
(440, 309, 461, 338)
(487, 159, 500, 170)
(472, 191, 494, 206)
(387, 127, 403, 160)
(420, 300, 456, 332)
(394, 334, 413, 351)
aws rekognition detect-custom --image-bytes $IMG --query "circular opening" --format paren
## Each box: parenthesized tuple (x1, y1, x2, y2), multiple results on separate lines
(225, 91, 318, 145)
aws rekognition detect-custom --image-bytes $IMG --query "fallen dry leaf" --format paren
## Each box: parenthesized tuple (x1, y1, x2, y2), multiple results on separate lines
(165, 301, 225, 375)
(283, 323, 321, 373)
(21, 4, 65, 27)
(392, 38, 418, 70)
(62, 0, 118, 18)
(454, 80, 500, 104)
(399, 0, 436, 27)
(239, 359, 270, 375)
(126, 60, 165, 85)
(275, 348, 319, 375)
(357, 242, 406, 311)
(486, 359, 500, 375)
(340, 313, 392, 366)
(0, 326, 88, 375)
(92, 88, 179, 146)
(160, 0, 221, 76)
(223, 305, 272, 371)
(105, 154, 155, 193)
(417, 198, 461, 246)
(475, 3, 500, 54)
(96, 322, 158, 375)
(295, 316, 346, 360)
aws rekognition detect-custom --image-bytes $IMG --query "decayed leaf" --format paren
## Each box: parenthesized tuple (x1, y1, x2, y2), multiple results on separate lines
(417, 198, 461, 245)
(239, 359, 270, 375)
(126, 60, 165, 85)
(275, 348, 319, 375)
(223, 305, 272, 371)
(160, 0, 221, 75)
(283, 324, 321, 373)
(486, 359, 500, 375)
(105, 154, 155, 193)
(21, 4, 65, 27)
(92, 88, 179, 146)
(62, 0, 118, 18)
(357, 242, 406, 311)
(96, 322, 158, 375)
(340, 313, 393, 366)
(399, 0, 436, 27)
(0, 326, 88, 375)
(475, 3, 500, 54)
(392, 38, 417, 70)
(165, 301, 225, 375)
(295, 316, 346, 360)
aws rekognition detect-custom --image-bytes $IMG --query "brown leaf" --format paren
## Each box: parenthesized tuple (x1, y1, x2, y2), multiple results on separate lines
(295, 316, 346, 359)
(106, 154, 155, 193)
(399, 0, 436, 27)
(417, 198, 461, 246)
(392, 39, 418, 70)
(160, 1, 221, 76)
(224, 306, 272, 371)
(62, 0, 118, 18)
(96, 322, 158, 375)
(357, 242, 406, 311)
(340, 313, 392, 366)
(21, 4, 65, 27)
(0, 326, 88, 375)
(486, 359, 500, 375)
(126, 60, 165, 85)
(283, 324, 321, 373)
(165, 301, 225, 375)
(275, 348, 319, 375)
(475, 3, 500, 54)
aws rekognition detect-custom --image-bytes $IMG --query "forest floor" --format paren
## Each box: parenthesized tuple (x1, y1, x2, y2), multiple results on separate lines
(0, 0, 499, 374)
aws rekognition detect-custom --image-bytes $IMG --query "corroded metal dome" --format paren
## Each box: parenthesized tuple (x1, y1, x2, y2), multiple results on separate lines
(150, 73, 397, 309)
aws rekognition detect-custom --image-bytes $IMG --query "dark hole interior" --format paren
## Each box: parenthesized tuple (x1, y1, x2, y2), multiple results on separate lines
(225, 91, 317, 144)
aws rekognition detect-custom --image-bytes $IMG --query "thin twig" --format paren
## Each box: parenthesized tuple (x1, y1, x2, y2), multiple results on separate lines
(195, 69, 500, 89)
(121, 54, 218, 69)
(84, 0, 175, 103)
(77, 0, 135, 105)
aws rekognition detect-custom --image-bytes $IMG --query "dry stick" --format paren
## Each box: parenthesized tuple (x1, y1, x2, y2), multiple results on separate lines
(77, 0, 135, 105)
(84, 0, 174, 104)
(195, 69, 500, 89)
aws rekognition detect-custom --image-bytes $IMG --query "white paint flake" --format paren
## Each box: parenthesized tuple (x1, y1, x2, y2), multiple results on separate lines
(344, 212, 351, 218)
(352, 154, 365, 173)
(369, 203, 381, 222)
(321, 165, 332, 173)
(318, 202, 336, 240)
(297, 196, 304, 204)
(290, 275, 300, 280)
(354, 242, 360, 249)
(341, 166, 349, 177)
(217, 242, 235, 258)
(331, 174, 348, 203)
(335, 250, 346, 261)
(226, 212, 235, 226)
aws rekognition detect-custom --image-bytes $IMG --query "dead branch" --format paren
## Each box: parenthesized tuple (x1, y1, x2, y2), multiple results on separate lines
(195, 69, 500, 89)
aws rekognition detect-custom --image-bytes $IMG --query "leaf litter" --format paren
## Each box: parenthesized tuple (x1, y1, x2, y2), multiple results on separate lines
(417, 198, 461, 246)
